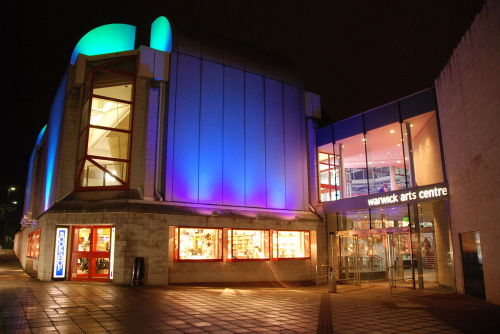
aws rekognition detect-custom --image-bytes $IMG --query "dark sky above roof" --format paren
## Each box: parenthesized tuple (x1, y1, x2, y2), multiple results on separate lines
(2, 0, 484, 207)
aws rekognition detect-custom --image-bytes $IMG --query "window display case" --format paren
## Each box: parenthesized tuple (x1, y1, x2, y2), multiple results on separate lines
(228, 229, 270, 260)
(272, 230, 311, 259)
(175, 227, 223, 261)
(27, 229, 41, 258)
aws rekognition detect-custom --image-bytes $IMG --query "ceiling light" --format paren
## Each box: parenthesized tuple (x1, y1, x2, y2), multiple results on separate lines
(410, 124, 414, 127)
(389, 129, 395, 134)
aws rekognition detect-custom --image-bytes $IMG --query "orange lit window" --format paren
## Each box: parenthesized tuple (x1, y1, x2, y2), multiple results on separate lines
(27, 229, 41, 258)
(272, 230, 310, 259)
(174, 227, 223, 261)
(228, 229, 270, 260)
(76, 56, 136, 190)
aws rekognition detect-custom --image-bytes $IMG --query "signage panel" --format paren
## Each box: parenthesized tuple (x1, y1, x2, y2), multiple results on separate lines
(367, 185, 448, 207)
(110, 227, 116, 280)
(53, 227, 68, 279)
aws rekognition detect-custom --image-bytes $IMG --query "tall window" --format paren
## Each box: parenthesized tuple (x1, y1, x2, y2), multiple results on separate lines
(318, 151, 340, 201)
(76, 56, 136, 189)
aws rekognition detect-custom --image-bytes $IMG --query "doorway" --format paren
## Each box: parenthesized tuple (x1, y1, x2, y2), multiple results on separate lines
(70, 226, 113, 281)
(338, 229, 413, 286)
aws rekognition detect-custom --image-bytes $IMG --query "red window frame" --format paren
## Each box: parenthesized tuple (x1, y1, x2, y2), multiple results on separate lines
(271, 230, 311, 260)
(26, 229, 41, 258)
(75, 55, 137, 191)
(69, 225, 113, 282)
(174, 227, 223, 262)
(227, 228, 271, 261)
(318, 151, 340, 202)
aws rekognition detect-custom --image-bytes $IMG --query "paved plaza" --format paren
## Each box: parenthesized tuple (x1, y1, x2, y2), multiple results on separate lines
(1, 254, 499, 334)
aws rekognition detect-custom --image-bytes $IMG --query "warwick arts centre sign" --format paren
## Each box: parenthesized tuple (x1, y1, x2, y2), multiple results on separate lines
(323, 182, 450, 212)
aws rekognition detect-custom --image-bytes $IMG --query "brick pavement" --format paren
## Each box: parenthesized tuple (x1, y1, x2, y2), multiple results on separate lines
(2, 254, 500, 333)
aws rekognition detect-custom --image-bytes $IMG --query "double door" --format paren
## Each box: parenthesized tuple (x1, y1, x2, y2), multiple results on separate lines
(70, 226, 112, 281)
(338, 232, 412, 284)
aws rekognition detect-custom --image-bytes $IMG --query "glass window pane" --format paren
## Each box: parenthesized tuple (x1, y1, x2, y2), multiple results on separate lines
(337, 210, 369, 231)
(90, 97, 131, 130)
(81, 160, 104, 187)
(335, 133, 368, 198)
(370, 205, 410, 229)
(318, 146, 340, 202)
(81, 159, 128, 187)
(77, 258, 89, 275)
(95, 258, 110, 275)
(77, 228, 91, 251)
(232, 230, 269, 259)
(93, 84, 133, 102)
(177, 228, 222, 260)
(403, 111, 444, 186)
(87, 128, 129, 159)
(93, 70, 133, 100)
(276, 231, 310, 258)
(95, 228, 111, 252)
(366, 122, 406, 193)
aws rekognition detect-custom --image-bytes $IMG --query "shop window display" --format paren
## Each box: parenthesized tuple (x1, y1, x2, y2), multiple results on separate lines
(175, 227, 223, 261)
(27, 229, 41, 258)
(228, 229, 270, 260)
(272, 231, 310, 259)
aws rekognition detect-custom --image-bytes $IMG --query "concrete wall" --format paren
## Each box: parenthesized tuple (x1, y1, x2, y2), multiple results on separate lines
(435, 0, 500, 304)
(34, 210, 319, 285)
(167, 215, 319, 283)
(413, 114, 444, 186)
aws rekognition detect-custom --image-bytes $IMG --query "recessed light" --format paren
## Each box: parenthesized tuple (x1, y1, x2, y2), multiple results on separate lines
(389, 129, 396, 134)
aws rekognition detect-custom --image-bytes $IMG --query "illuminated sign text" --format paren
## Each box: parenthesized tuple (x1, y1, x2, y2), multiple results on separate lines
(53, 227, 68, 278)
(367, 186, 448, 207)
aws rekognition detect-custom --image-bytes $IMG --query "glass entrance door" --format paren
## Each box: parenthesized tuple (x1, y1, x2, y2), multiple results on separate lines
(338, 231, 412, 284)
(70, 226, 112, 281)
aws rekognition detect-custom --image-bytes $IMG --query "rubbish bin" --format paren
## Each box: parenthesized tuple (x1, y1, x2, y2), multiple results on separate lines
(131, 257, 145, 287)
(328, 266, 337, 293)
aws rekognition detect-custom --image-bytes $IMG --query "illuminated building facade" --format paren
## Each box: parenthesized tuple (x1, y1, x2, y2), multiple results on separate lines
(14, 17, 322, 285)
(14, 0, 500, 305)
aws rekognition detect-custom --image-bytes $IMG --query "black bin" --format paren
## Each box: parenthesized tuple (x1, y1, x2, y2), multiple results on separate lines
(131, 257, 145, 287)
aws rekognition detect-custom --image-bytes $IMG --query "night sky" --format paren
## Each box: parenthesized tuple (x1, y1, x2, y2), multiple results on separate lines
(3, 0, 484, 219)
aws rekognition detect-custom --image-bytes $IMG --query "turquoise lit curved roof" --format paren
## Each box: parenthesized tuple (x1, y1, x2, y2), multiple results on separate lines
(150, 16, 172, 52)
(70, 24, 136, 64)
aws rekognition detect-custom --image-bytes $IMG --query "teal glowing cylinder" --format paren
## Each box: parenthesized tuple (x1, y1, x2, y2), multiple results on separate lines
(150, 16, 172, 53)
(70, 24, 136, 64)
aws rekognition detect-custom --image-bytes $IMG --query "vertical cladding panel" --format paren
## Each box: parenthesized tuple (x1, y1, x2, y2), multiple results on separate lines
(264, 78, 286, 209)
(244, 73, 266, 208)
(172, 54, 201, 202)
(199, 60, 224, 204)
(165, 52, 178, 201)
(284, 84, 305, 210)
(222, 67, 245, 206)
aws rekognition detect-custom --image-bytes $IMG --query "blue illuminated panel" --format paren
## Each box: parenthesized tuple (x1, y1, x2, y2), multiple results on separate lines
(165, 53, 178, 201)
(265, 79, 286, 209)
(23, 125, 46, 217)
(222, 67, 245, 206)
(244, 73, 266, 207)
(199, 61, 224, 204)
(172, 55, 201, 202)
(53, 227, 68, 279)
(44, 74, 68, 211)
(70, 24, 136, 64)
(150, 16, 172, 53)
(284, 84, 305, 210)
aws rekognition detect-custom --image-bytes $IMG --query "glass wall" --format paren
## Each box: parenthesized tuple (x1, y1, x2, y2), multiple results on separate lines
(77, 56, 136, 189)
(334, 133, 368, 198)
(370, 205, 409, 229)
(317, 105, 444, 202)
